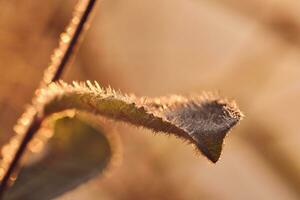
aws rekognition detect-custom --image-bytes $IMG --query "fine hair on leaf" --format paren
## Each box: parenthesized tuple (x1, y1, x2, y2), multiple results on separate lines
(36, 81, 243, 163)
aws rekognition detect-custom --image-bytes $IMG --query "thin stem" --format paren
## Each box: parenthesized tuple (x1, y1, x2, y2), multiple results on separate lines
(0, 0, 97, 197)
(51, 0, 97, 82)
(0, 116, 43, 197)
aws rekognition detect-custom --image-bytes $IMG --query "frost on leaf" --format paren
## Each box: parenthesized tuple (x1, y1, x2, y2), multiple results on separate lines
(37, 81, 243, 163)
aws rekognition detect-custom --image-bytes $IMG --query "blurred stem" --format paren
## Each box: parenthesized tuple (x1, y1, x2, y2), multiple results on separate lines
(0, 0, 98, 197)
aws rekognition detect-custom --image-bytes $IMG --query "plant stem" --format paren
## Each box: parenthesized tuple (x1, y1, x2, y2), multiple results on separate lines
(51, 0, 97, 82)
(0, 0, 97, 197)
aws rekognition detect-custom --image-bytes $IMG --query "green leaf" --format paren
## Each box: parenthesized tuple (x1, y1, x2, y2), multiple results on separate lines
(4, 115, 111, 200)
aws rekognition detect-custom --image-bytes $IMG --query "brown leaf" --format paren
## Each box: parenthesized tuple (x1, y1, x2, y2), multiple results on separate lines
(38, 81, 243, 162)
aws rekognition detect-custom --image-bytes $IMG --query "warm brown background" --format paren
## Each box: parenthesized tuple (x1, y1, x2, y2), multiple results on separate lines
(1, 0, 300, 199)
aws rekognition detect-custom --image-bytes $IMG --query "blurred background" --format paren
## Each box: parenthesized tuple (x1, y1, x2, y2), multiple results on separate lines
(0, 0, 300, 199)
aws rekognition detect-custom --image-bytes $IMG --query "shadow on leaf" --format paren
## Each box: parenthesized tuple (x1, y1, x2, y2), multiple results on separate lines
(4, 116, 111, 200)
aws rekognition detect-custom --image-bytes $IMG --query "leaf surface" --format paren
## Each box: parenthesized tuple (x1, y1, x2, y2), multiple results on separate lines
(39, 81, 243, 162)
(4, 116, 111, 200)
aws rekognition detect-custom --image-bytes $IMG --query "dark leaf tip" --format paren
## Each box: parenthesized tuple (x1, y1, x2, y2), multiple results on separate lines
(146, 96, 243, 162)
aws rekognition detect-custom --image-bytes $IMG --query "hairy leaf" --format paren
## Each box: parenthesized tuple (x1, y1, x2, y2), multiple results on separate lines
(37, 81, 243, 162)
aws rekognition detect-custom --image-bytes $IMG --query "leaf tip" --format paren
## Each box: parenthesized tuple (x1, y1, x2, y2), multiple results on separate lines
(188, 98, 243, 163)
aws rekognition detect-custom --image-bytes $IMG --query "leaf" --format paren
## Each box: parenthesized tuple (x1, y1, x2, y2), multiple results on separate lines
(3, 115, 112, 200)
(37, 81, 243, 163)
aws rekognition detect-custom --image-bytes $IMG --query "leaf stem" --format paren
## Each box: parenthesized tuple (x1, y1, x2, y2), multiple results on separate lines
(0, 0, 97, 196)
